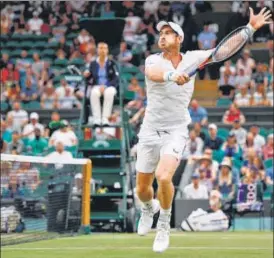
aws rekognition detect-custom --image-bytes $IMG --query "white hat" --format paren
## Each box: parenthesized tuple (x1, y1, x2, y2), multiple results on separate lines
(30, 112, 39, 120)
(208, 123, 217, 131)
(156, 21, 184, 42)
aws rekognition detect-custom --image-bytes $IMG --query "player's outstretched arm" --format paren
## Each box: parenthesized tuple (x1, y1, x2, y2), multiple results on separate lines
(145, 65, 190, 85)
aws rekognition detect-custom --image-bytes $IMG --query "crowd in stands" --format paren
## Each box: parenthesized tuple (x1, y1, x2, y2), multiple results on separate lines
(0, 1, 273, 201)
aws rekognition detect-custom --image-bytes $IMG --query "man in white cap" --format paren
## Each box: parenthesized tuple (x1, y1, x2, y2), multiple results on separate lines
(135, 8, 271, 253)
(22, 112, 44, 140)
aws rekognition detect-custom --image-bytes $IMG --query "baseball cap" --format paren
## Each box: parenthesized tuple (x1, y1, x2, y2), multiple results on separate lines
(208, 123, 217, 130)
(156, 21, 184, 42)
(192, 173, 200, 179)
(30, 112, 39, 120)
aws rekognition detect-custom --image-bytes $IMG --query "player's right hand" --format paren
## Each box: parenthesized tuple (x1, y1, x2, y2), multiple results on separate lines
(175, 73, 190, 85)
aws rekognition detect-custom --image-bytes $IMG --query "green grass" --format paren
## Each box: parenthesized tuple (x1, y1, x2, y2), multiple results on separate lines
(1, 232, 273, 258)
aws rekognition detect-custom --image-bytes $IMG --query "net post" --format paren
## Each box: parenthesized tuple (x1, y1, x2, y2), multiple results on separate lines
(80, 159, 92, 234)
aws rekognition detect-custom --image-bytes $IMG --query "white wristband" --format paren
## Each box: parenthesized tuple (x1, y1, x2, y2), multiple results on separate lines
(163, 71, 173, 82)
(246, 23, 256, 37)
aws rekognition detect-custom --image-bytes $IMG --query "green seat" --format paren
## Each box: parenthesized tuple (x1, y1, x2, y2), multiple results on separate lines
(10, 49, 22, 58)
(5, 41, 19, 50)
(268, 129, 274, 135)
(67, 33, 78, 40)
(33, 41, 47, 50)
(217, 128, 229, 139)
(121, 73, 133, 81)
(232, 158, 243, 170)
(19, 41, 33, 49)
(43, 57, 53, 64)
(216, 98, 232, 107)
(32, 34, 49, 42)
(28, 49, 41, 57)
(264, 184, 273, 200)
(121, 66, 140, 74)
(69, 58, 85, 66)
(54, 58, 68, 67)
(22, 101, 41, 109)
(212, 150, 225, 163)
(135, 73, 145, 80)
(124, 90, 135, 100)
(21, 138, 29, 146)
(0, 101, 9, 112)
(259, 127, 268, 139)
(264, 159, 273, 169)
(47, 41, 59, 48)
(41, 49, 55, 57)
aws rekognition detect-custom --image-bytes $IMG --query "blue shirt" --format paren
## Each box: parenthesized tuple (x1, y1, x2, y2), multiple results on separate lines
(189, 107, 208, 123)
(98, 65, 108, 86)
(266, 167, 273, 180)
(198, 31, 217, 50)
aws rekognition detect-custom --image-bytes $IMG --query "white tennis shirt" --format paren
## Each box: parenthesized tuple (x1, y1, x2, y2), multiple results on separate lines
(142, 50, 213, 132)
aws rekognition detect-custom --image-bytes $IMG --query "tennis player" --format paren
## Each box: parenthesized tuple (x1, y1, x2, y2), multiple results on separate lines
(135, 7, 272, 253)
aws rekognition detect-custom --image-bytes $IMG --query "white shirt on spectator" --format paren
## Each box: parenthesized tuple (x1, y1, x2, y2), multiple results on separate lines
(50, 130, 77, 147)
(22, 123, 45, 140)
(235, 75, 250, 88)
(56, 86, 74, 98)
(182, 137, 204, 159)
(183, 183, 209, 199)
(123, 16, 141, 43)
(254, 134, 266, 150)
(234, 92, 251, 106)
(46, 150, 73, 169)
(28, 18, 43, 32)
(230, 127, 247, 148)
(143, 1, 160, 13)
(267, 91, 273, 106)
(7, 109, 28, 132)
(253, 92, 264, 105)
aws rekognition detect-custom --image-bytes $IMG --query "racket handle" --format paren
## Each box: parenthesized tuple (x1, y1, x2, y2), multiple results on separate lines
(188, 69, 198, 77)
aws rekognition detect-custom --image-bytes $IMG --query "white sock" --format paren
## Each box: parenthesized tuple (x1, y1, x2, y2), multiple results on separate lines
(159, 207, 172, 221)
(142, 199, 154, 210)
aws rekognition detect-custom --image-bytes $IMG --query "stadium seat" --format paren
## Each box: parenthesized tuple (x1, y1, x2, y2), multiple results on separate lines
(263, 159, 273, 169)
(259, 127, 268, 139)
(54, 58, 68, 67)
(22, 101, 41, 109)
(47, 41, 59, 48)
(232, 158, 243, 171)
(28, 49, 41, 57)
(5, 41, 19, 50)
(268, 128, 273, 135)
(135, 73, 145, 80)
(212, 150, 225, 163)
(120, 66, 140, 74)
(19, 41, 34, 49)
(0, 101, 9, 112)
(69, 58, 85, 66)
(121, 73, 133, 81)
(263, 184, 273, 200)
(216, 98, 232, 107)
(41, 49, 55, 57)
(10, 49, 22, 58)
(217, 128, 229, 139)
(124, 90, 135, 100)
(33, 41, 47, 50)
(67, 33, 78, 40)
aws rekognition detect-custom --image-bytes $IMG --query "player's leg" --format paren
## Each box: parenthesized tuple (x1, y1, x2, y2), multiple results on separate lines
(136, 144, 160, 236)
(102, 86, 117, 126)
(153, 133, 188, 253)
(90, 86, 102, 126)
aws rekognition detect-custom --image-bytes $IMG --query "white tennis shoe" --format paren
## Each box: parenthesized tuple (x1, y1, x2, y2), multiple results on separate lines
(153, 215, 171, 253)
(137, 199, 160, 236)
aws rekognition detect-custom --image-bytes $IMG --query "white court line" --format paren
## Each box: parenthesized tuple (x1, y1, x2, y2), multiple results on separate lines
(2, 246, 272, 251)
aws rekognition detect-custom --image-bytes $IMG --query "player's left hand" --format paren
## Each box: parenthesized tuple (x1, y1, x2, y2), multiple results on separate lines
(249, 7, 273, 30)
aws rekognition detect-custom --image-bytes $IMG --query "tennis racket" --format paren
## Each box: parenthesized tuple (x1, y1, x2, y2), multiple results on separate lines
(188, 26, 251, 77)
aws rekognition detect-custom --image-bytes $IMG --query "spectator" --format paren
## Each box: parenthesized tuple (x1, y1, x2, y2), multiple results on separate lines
(123, 11, 142, 45)
(251, 63, 268, 92)
(14, 15, 26, 34)
(28, 128, 48, 156)
(117, 41, 133, 66)
(193, 122, 206, 141)
(20, 77, 38, 103)
(204, 148, 219, 172)
(263, 134, 274, 160)
(249, 125, 266, 151)
(58, 87, 81, 109)
(188, 99, 208, 126)
(265, 167, 273, 185)
(267, 80, 273, 106)
(197, 21, 217, 79)
(242, 165, 262, 185)
(197, 167, 213, 193)
(58, 36, 71, 59)
(6, 131, 24, 155)
(235, 66, 250, 90)
(77, 29, 93, 44)
(251, 83, 270, 106)
(219, 60, 236, 81)
(218, 73, 235, 100)
(1, 61, 20, 86)
(0, 13, 11, 35)
(7, 101, 28, 133)
(222, 103, 246, 125)
(234, 84, 251, 107)
(215, 158, 236, 198)
(49, 120, 77, 147)
(56, 78, 74, 98)
(143, 1, 160, 14)
(0, 52, 10, 69)
(22, 112, 44, 140)
(0, 137, 8, 154)
(241, 148, 260, 176)
(16, 50, 32, 74)
(40, 82, 58, 109)
(230, 120, 247, 148)
(44, 112, 60, 138)
(195, 154, 217, 183)
(1, 120, 12, 143)
(183, 173, 209, 199)
(204, 123, 224, 150)
(242, 133, 262, 158)
(236, 49, 256, 76)
(84, 42, 118, 126)
(27, 11, 43, 35)
(126, 78, 145, 112)
(46, 141, 73, 169)
(31, 53, 44, 79)
(221, 132, 242, 159)
(183, 130, 204, 160)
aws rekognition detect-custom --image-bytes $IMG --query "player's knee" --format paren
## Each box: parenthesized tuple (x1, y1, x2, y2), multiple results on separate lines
(155, 171, 172, 185)
(91, 87, 101, 97)
(104, 87, 116, 97)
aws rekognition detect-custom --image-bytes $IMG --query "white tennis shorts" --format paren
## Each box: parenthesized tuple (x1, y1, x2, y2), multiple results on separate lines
(135, 125, 189, 173)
